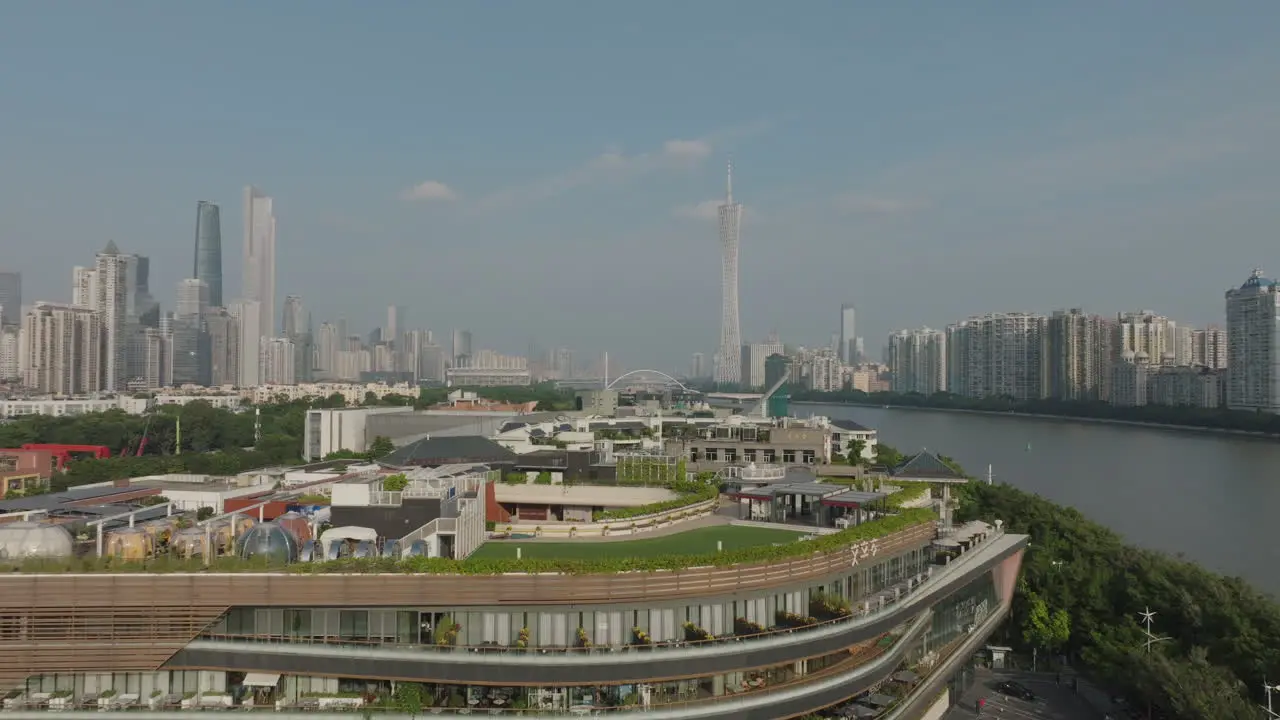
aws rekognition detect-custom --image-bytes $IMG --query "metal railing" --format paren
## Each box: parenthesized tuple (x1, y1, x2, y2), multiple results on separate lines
(193, 527, 1008, 663)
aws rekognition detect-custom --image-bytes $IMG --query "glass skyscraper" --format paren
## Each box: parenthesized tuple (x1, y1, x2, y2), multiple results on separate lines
(194, 201, 223, 308)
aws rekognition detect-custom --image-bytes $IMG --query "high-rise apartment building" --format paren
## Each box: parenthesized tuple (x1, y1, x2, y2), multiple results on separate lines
(22, 302, 102, 395)
(94, 241, 137, 392)
(71, 267, 97, 309)
(140, 326, 173, 389)
(205, 309, 240, 387)
(194, 201, 224, 308)
(228, 299, 262, 387)
(385, 305, 405, 346)
(0, 328, 19, 380)
(282, 295, 305, 339)
(691, 352, 705, 379)
(740, 339, 784, 389)
(840, 304, 857, 364)
(171, 279, 210, 386)
(946, 313, 1046, 401)
(714, 162, 743, 385)
(1116, 311, 1176, 363)
(1191, 326, 1228, 369)
(886, 328, 947, 395)
(261, 337, 296, 385)
(1111, 352, 1150, 407)
(133, 255, 159, 329)
(451, 329, 472, 366)
(1225, 269, 1280, 413)
(314, 322, 338, 378)
(1043, 309, 1114, 401)
(242, 186, 276, 339)
(417, 343, 446, 384)
(0, 271, 21, 327)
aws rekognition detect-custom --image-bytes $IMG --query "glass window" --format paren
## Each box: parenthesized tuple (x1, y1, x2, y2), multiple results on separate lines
(338, 610, 368, 640)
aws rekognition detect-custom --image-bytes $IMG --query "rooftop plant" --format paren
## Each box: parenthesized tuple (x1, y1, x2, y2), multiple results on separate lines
(4, 507, 936, 576)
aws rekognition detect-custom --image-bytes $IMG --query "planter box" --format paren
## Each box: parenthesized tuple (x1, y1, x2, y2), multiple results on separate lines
(48, 696, 72, 710)
(97, 696, 119, 709)
(147, 694, 164, 709)
(199, 694, 232, 707)
(317, 696, 364, 709)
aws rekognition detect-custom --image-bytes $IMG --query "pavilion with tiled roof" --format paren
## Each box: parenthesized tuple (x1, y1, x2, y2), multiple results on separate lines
(890, 450, 968, 535)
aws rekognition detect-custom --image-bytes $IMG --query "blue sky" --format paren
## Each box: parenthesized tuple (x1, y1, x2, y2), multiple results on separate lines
(2, 2, 1279, 373)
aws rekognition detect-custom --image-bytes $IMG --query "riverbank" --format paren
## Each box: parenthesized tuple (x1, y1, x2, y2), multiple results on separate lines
(793, 400, 1280, 440)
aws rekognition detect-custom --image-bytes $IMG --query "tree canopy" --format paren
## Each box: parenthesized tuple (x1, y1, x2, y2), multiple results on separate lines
(0, 400, 316, 490)
(956, 481, 1278, 719)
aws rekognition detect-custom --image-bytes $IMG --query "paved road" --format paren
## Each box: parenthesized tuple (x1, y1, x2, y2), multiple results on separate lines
(945, 669, 1107, 720)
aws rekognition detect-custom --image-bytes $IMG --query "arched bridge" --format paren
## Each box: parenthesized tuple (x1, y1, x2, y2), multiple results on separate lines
(605, 369, 697, 393)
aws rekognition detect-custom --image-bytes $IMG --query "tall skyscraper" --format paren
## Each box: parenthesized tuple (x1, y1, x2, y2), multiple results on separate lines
(385, 305, 405, 346)
(172, 279, 210, 386)
(71, 267, 97, 308)
(194, 201, 224, 308)
(94, 241, 137, 391)
(452, 329, 472, 365)
(691, 352, 705, 379)
(229, 299, 261, 387)
(282, 295, 305, 338)
(315, 321, 338, 378)
(205, 309, 240, 387)
(714, 161, 743, 385)
(242, 186, 276, 339)
(133, 255, 159, 328)
(0, 271, 21, 327)
(1225, 269, 1280, 413)
(840, 304, 857, 364)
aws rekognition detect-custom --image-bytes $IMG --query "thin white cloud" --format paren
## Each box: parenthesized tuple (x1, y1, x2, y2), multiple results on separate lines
(471, 121, 768, 213)
(833, 194, 928, 216)
(401, 180, 458, 203)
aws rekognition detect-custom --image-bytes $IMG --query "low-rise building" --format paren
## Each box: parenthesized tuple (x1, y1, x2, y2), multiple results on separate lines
(0, 395, 150, 418)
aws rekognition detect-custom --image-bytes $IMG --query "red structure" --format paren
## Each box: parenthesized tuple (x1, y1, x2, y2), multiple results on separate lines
(19, 444, 112, 471)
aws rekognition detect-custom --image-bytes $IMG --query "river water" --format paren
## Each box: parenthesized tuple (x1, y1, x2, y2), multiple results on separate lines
(797, 403, 1280, 596)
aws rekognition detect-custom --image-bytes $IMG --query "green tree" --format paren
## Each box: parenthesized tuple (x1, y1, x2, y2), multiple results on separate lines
(873, 442, 905, 468)
(1021, 587, 1070, 654)
(392, 682, 425, 715)
(846, 439, 866, 465)
(368, 436, 395, 457)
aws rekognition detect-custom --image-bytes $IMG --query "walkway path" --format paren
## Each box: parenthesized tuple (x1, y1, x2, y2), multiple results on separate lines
(486, 502, 733, 544)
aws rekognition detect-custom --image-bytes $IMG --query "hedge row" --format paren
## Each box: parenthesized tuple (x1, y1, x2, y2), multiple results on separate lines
(286, 507, 937, 576)
(593, 482, 719, 522)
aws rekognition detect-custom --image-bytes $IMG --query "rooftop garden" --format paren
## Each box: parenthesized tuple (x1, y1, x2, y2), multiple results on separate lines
(0, 507, 936, 576)
(470, 525, 806, 561)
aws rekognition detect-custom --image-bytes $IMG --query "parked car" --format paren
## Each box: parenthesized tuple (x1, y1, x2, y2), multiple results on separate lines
(995, 680, 1037, 701)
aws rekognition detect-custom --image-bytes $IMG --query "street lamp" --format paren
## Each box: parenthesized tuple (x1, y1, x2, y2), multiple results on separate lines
(1263, 680, 1280, 719)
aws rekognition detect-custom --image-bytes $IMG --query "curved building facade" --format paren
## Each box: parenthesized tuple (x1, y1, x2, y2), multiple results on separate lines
(194, 201, 223, 309)
(0, 518, 1025, 718)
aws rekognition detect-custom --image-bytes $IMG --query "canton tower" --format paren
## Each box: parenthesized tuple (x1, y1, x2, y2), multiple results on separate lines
(714, 160, 743, 385)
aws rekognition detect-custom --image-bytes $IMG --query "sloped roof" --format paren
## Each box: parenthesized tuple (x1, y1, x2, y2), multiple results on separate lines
(890, 450, 966, 482)
(378, 435, 517, 467)
(831, 419, 872, 432)
(102, 240, 120, 256)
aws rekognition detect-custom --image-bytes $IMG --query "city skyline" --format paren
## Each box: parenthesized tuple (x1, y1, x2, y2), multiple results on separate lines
(3, 5, 1280, 367)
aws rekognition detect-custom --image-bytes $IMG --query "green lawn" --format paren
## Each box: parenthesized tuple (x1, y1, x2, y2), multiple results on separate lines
(470, 525, 807, 561)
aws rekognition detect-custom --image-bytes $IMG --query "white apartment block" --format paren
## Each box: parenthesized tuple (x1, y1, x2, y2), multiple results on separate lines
(71, 266, 97, 308)
(886, 328, 946, 395)
(1116, 311, 1177, 363)
(1043, 309, 1113, 402)
(0, 327, 18, 380)
(1191, 326, 1228, 369)
(1225, 269, 1280, 413)
(228, 299, 262, 387)
(94, 242, 136, 392)
(796, 347, 843, 392)
(946, 313, 1045, 401)
(1148, 366, 1223, 409)
(0, 396, 150, 418)
(262, 337, 296, 385)
(1110, 353, 1150, 407)
(22, 302, 103, 395)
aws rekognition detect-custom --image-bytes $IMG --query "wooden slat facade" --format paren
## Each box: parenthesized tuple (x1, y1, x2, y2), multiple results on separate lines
(0, 520, 935, 690)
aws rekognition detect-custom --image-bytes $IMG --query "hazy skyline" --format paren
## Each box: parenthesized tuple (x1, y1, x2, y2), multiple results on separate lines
(3, 3, 1279, 370)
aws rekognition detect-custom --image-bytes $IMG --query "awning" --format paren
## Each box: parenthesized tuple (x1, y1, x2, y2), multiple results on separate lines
(241, 673, 280, 687)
